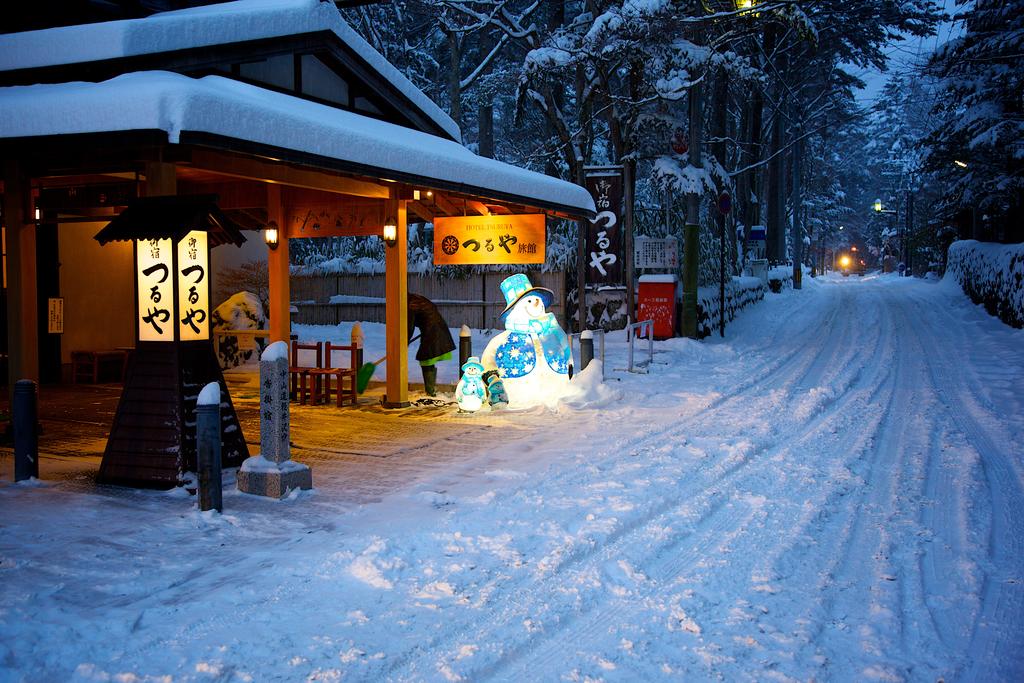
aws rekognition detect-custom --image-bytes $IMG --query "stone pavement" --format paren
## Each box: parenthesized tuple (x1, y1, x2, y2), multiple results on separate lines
(0, 376, 555, 506)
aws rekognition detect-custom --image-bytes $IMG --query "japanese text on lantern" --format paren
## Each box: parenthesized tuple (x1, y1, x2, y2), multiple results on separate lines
(176, 231, 209, 341)
(136, 238, 174, 342)
(434, 214, 546, 265)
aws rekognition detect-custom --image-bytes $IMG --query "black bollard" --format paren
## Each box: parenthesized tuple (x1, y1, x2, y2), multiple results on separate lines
(196, 385, 223, 512)
(13, 379, 39, 482)
(580, 330, 595, 372)
(459, 325, 472, 379)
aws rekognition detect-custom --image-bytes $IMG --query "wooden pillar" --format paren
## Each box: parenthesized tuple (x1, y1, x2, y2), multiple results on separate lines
(143, 160, 177, 196)
(267, 184, 291, 343)
(383, 190, 408, 408)
(4, 160, 39, 401)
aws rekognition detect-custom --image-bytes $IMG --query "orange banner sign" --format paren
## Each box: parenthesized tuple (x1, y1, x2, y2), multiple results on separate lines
(434, 214, 546, 265)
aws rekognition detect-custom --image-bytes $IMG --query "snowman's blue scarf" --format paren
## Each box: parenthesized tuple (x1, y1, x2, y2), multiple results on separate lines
(506, 313, 571, 373)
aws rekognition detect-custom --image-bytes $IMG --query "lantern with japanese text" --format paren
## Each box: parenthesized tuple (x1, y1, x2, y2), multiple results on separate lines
(94, 195, 249, 488)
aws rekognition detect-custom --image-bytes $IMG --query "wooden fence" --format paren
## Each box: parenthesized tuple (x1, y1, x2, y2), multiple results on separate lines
(291, 271, 568, 331)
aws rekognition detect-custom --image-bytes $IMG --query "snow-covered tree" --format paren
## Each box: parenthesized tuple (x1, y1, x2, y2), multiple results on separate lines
(925, 0, 1024, 243)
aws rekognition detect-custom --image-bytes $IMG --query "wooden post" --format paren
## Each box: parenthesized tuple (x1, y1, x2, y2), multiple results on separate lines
(383, 190, 409, 408)
(624, 160, 636, 323)
(267, 184, 291, 343)
(576, 218, 586, 334)
(3, 160, 39, 402)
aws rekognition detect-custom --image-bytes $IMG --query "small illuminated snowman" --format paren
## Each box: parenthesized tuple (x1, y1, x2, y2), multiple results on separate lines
(481, 274, 571, 408)
(455, 356, 487, 412)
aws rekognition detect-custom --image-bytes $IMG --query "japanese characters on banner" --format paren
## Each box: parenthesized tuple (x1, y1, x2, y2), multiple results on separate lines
(136, 238, 174, 342)
(584, 167, 624, 285)
(176, 231, 209, 341)
(434, 214, 546, 265)
(135, 233, 210, 343)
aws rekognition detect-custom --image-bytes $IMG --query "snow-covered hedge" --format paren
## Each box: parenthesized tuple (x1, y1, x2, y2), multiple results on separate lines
(696, 276, 767, 338)
(946, 240, 1024, 328)
(766, 265, 794, 293)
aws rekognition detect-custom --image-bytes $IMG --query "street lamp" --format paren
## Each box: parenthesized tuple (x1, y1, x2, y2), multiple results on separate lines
(873, 199, 900, 273)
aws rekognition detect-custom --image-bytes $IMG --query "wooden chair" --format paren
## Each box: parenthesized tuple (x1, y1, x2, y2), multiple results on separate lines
(308, 342, 358, 407)
(289, 341, 322, 405)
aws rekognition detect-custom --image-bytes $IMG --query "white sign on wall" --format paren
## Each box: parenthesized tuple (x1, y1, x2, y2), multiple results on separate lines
(136, 238, 174, 342)
(635, 237, 679, 270)
(47, 298, 64, 334)
(176, 230, 209, 342)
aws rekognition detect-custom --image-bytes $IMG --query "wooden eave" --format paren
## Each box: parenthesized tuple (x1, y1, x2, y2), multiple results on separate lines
(181, 132, 595, 221)
(1, 129, 592, 223)
(0, 30, 458, 142)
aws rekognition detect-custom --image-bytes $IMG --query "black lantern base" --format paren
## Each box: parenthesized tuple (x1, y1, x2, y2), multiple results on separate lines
(98, 341, 249, 489)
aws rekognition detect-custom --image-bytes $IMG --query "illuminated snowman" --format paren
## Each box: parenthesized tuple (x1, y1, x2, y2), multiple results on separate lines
(481, 274, 571, 408)
(455, 356, 487, 412)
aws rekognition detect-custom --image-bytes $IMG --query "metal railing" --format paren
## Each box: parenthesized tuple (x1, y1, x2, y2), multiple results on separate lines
(619, 320, 654, 373)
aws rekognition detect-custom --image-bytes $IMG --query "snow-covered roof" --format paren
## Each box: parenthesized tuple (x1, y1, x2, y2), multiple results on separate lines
(0, 0, 461, 143)
(0, 72, 595, 217)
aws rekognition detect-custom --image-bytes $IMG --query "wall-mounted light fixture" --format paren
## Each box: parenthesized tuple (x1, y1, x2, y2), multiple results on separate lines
(264, 221, 279, 250)
(382, 216, 398, 247)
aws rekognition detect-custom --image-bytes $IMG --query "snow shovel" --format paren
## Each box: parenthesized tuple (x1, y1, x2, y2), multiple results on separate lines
(356, 334, 420, 394)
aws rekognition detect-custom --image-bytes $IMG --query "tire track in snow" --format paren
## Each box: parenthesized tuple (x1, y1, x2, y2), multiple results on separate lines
(385, 287, 862, 680)
(899, 289, 1024, 680)
(464, 285, 901, 680)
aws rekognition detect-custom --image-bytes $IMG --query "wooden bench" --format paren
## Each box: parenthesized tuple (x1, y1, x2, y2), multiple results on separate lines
(308, 342, 358, 407)
(289, 341, 322, 405)
(71, 349, 128, 384)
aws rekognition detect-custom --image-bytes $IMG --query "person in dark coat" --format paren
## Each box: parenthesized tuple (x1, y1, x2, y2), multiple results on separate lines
(408, 293, 455, 396)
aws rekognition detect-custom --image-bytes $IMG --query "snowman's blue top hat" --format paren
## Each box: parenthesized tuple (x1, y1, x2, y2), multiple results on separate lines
(499, 274, 553, 321)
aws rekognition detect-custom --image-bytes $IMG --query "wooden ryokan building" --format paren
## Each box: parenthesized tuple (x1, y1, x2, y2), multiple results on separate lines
(0, 0, 595, 416)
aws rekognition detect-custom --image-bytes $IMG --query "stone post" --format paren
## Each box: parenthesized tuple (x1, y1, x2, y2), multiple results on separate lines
(237, 341, 312, 498)
(196, 382, 223, 512)
(13, 379, 38, 482)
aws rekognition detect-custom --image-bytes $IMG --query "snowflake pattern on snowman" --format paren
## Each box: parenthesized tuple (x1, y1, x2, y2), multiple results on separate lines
(481, 274, 572, 407)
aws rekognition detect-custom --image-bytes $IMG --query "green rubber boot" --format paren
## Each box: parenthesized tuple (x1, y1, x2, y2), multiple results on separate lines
(421, 364, 437, 396)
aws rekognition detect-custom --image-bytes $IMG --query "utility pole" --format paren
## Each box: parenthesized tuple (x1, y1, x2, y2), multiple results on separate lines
(682, 81, 702, 339)
(905, 187, 914, 276)
(791, 124, 802, 290)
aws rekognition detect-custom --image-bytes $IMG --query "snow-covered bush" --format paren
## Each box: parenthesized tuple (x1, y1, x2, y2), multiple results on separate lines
(212, 292, 268, 368)
(766, 266, 794, 293)
(696, 276, 766, 339)
(946, 240, 1024, 328)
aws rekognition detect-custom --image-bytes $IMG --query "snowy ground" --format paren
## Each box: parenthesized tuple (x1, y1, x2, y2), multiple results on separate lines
(2, 272, 1023, 682)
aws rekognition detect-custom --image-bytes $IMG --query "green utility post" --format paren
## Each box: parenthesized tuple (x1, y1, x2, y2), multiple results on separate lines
(682, 223, 699, 338)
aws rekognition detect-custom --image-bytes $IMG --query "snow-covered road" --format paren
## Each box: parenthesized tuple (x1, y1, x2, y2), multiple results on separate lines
(2, 274, 1022, 682)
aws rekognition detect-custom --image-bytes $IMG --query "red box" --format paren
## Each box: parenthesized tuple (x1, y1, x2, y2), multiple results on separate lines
(637, 277, 677, 339)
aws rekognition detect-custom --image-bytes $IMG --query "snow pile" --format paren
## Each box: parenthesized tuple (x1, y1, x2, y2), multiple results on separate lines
(0, 72, 594, 216)
(239, 455, 308, 475)
(560, 361, 621, 409)
(946, 239, 1024, 328)
(212, 291, 268, 369)
(695, 276, 766, 339)
(197, 382, 220, 406)
(260, 340, 288, 363)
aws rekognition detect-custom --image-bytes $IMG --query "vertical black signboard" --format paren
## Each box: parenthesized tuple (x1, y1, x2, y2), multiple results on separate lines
(584, 166, 624, 285)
